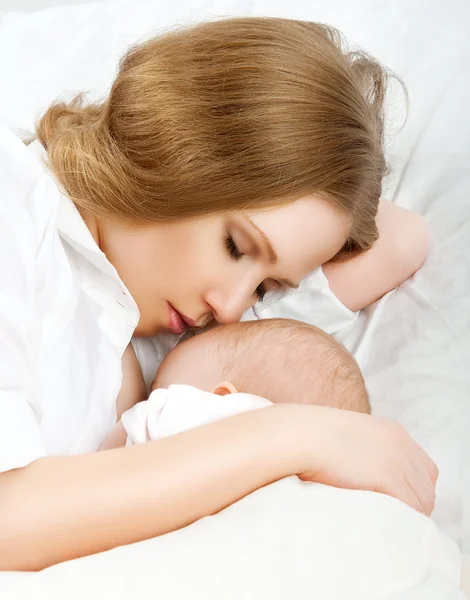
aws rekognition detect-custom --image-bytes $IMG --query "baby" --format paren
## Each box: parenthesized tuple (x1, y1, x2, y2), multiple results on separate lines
(103, 318, 369, 449)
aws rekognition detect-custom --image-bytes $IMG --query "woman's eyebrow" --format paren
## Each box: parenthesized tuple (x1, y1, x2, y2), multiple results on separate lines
(244, 217, 298, 289)
(245, 217, 278, 264)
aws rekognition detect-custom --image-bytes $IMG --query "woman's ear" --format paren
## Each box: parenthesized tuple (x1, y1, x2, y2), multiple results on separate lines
(211, 381, 238, 396)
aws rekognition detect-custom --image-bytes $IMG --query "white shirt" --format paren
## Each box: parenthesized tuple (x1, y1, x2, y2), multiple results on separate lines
(0, 125, 140, 473)
(121, 385, 272, 444)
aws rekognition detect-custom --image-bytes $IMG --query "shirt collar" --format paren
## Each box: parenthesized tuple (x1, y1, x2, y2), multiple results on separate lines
(28, 138, 129, 284)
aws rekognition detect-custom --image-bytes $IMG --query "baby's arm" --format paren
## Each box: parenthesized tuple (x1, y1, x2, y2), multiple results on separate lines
(323, 201, 428, 312)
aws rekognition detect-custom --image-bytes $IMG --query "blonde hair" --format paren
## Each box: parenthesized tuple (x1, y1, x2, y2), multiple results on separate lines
(37, 17, 394, 257)
(206, 319, 370, 413)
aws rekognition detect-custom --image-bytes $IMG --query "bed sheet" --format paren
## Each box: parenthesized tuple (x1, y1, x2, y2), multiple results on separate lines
(0, 0, 468, 591)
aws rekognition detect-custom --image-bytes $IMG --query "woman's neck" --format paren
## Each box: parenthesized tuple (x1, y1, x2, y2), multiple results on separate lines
(78, 206, 101, 249)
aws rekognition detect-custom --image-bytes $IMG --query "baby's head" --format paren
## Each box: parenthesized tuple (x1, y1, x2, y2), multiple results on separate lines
(153, 319, 369, 414)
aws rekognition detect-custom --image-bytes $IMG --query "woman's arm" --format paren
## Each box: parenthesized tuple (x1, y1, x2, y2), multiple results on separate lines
(0, 406, 297, 571)
(323, 201, 429, 312)
(0, 404, 437, 572)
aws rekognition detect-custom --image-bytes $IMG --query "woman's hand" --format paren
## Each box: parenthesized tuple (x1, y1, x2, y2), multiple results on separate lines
(290, 405, 438, 516)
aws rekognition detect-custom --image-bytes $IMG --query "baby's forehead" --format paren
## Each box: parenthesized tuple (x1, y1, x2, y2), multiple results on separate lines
(199, 324, 286, 352)
(175, 331, 226, 363)
(174, 329, 249, 372)
(183, 321, 331, 366)
(204, 326, 294, 366)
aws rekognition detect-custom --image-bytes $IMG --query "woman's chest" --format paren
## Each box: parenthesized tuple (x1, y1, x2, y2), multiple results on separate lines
(35, 240, 138, 456)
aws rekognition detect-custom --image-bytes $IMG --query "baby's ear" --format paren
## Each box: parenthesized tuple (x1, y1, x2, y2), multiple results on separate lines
(212, 381, 238, 396)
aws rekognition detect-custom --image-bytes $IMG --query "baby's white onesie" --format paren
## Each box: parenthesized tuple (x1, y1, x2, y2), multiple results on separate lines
(121, 384, 272, 445)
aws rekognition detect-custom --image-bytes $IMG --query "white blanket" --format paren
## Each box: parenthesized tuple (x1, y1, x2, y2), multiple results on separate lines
(2, 478, 465, 599)
(0, 0, 469, 596)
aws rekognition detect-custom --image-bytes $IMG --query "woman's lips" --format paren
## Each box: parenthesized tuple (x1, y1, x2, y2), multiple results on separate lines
(167, 303, 196, 335)
(179, 312, 197, 328)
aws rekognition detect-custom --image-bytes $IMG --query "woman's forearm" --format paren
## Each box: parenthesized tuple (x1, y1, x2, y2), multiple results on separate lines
(0, 405, 300, 571)
(324, 201, 429, 311)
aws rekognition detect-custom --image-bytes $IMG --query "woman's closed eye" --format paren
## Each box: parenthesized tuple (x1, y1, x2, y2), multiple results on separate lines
(225, 234, 243, 260)
(224, 234, 284, 302)
(254, 283, 266, 302)
(225, 235, 266, 300)
(254, 278, 289, 302)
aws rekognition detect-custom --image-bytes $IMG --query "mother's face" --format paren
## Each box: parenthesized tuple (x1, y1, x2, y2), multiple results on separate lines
(98, 196, 350, 337)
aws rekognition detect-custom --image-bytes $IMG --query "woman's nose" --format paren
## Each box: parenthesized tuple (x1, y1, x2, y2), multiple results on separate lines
(204, 287, 249, 325)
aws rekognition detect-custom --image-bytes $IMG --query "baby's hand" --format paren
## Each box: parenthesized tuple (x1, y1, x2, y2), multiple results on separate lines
(292, 406, 438, 515)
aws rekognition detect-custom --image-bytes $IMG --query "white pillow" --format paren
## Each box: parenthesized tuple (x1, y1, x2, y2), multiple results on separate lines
(2, 478, 464, 600)
(0, 0, 254, 133)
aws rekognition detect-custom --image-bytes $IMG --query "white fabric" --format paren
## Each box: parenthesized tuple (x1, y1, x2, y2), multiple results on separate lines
(0, 128, 139, 473)
(461, 555, 470, 597)
(242, 266, 358, 328)
(121, 384, 272, 444)
(2, 478, 464, 599)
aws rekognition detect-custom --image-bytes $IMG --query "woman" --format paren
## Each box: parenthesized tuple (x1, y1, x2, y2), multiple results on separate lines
(0, 18, 435, 571)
